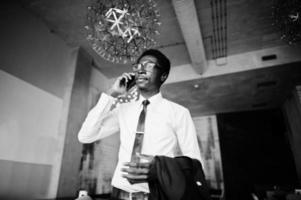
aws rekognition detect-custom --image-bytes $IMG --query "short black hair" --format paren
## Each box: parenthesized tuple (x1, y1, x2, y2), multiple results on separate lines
(137, 49, 171, 75)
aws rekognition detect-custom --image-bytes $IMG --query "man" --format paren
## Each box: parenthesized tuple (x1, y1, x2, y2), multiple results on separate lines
(78, 49, 203, 199)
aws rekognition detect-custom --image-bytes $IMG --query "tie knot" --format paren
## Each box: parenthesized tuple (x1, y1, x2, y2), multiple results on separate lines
(142, 100, 150, 107)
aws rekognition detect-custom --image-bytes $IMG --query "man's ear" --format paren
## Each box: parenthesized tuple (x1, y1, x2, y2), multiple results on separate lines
(160, 73, 168, 83)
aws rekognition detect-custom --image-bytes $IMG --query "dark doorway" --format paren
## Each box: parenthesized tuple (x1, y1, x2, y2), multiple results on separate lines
(217, 109, 298, 200)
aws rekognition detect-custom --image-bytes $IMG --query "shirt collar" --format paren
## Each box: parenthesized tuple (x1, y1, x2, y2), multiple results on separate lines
(138, 92, 163, 107)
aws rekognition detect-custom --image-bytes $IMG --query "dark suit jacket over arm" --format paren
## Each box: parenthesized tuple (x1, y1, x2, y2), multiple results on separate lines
(148, 156, 211, 200)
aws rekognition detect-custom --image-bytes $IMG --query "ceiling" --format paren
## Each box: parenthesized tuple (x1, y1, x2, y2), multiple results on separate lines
(19, 0, 286, 72)
(17, 0, 301, 115)
(162, 62, 301, 116)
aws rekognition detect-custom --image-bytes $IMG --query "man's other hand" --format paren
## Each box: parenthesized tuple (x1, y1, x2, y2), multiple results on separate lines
(121, 154, 154, 184)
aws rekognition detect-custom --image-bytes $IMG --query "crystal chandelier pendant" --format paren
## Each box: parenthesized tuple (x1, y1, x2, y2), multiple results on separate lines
(85, 0, 161, 64)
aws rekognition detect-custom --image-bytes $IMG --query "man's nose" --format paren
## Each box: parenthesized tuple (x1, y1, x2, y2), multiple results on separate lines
(137, 69, 146, 74)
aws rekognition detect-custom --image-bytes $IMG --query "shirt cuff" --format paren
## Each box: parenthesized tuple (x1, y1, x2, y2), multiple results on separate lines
(96, 92, 115, 105)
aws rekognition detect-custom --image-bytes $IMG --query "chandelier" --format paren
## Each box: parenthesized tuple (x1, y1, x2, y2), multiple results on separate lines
(85, 0, 161, 64)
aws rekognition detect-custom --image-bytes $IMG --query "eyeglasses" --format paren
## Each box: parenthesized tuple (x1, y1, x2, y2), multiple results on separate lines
(132, 61, 159, 72)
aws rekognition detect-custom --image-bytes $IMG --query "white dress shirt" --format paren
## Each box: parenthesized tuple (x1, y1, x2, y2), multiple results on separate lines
(78, 92, 202, 193)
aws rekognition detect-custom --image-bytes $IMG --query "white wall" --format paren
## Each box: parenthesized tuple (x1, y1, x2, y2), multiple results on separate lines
(193, 115, 224, 190)
(0, 2, 78, 198)
(0, 1, 77, 99)
(283, 86, 301, 184)
(0, 70, 62, 198)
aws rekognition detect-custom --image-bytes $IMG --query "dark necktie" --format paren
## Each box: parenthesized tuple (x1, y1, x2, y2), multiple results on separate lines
(130, 100, 150, 162)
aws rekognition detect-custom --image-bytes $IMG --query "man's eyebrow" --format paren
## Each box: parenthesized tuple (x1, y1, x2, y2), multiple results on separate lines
(140, 61, 157, 64)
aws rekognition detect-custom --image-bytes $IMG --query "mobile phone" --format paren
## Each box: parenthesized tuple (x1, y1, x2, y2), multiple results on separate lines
(120, 74, 136, 90)
(126, 74, 136, 90)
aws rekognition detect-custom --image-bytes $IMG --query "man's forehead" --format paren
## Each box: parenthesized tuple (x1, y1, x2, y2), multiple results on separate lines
(139, 55, 158, 63)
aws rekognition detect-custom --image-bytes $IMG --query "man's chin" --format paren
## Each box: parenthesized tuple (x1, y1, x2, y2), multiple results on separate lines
(136, 82, 148, 89)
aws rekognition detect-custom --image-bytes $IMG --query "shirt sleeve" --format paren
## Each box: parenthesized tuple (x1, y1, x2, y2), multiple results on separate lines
(78, 93, 120, 143)
(175, 108, 204, 163)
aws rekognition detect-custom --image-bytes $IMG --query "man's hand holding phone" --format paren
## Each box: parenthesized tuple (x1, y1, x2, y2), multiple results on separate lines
(107, 72, 135, 98)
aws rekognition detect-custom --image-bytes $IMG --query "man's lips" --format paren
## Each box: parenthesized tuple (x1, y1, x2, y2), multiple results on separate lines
(136, 77, 148, 82)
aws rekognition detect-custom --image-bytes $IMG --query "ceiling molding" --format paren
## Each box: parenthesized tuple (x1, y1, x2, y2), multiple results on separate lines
(172, 0, 208, 74)
(164, 45, 301, 84)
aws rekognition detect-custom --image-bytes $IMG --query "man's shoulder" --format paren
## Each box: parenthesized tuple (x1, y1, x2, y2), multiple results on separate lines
(162, 98, 189, 113)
